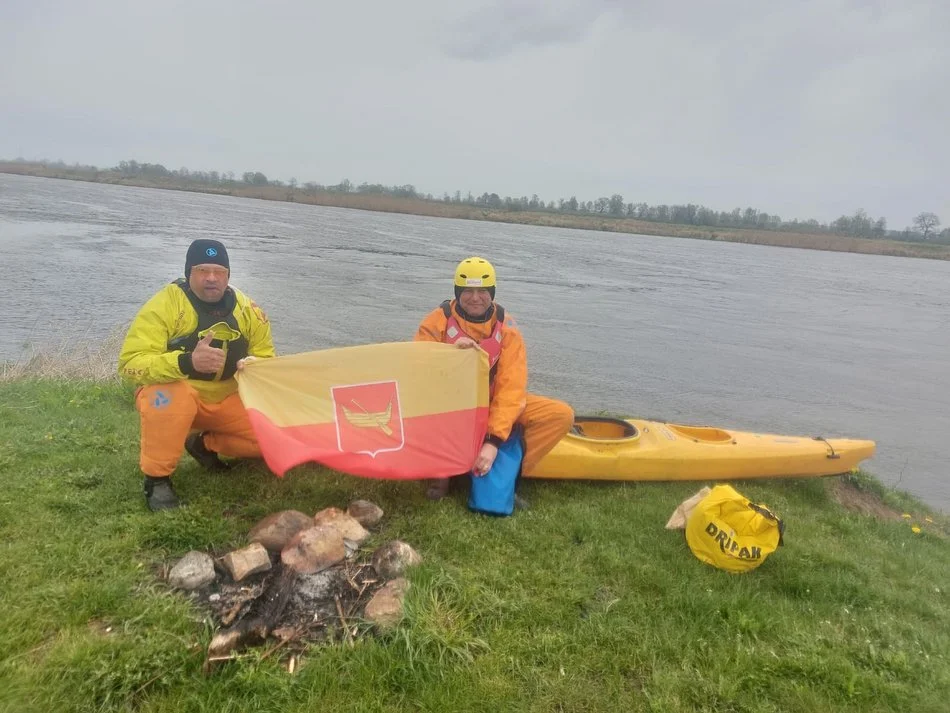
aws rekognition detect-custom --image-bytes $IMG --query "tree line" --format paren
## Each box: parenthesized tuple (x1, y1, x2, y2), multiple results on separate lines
(7, 157, 947, 243)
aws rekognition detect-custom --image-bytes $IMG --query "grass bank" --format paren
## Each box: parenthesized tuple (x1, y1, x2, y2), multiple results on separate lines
(4, 163, 949, 261)
(1, 377, 947, 712)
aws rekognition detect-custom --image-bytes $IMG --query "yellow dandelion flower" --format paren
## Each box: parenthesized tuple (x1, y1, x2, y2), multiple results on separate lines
(911, 526, 921, 534)
(901, 513, 911, 519)
(925, 517, 934, 523)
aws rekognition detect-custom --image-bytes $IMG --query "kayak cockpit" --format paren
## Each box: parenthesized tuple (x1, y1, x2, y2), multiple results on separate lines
(666, 424, 733, 443)
(570, 417, 639, 441)
(568, 418, 734, 444)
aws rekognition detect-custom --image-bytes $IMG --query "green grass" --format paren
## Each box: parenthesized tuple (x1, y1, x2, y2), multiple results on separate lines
(1, 380, 948, 712)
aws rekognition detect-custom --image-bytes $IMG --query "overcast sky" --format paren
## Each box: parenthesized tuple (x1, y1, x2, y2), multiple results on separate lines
(1, 0, 947, 228)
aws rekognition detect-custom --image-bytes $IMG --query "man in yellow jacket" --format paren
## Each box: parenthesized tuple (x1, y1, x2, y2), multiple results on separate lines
(118, 239, 276, 511)
(415, 256, 574, 501)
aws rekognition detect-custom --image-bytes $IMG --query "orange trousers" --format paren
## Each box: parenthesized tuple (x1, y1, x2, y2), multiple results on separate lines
(135, 382, 261, 477)
(519, 393, 575, 475)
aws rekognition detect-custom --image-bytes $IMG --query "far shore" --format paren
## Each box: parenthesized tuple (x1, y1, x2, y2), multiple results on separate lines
(4, 162, 949, 261)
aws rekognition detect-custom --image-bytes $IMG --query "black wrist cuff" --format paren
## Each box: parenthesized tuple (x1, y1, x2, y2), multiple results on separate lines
(484, 434, 504, 447)
(178, 352, 197, 377)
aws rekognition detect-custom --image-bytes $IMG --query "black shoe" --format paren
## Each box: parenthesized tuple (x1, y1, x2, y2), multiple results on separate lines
(184, 432, 231, 472)
(144, 476, 180, 512)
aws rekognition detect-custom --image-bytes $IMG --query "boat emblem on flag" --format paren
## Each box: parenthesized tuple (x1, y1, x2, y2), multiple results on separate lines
(331, 381, 404, 457)
(342, 401, 394, 435)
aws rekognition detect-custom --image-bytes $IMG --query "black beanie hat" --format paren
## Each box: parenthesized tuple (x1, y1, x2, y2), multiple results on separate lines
(185, 239, 229, 278)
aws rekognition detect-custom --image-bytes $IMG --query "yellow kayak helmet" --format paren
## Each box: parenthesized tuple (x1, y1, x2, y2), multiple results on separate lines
(454, 256, 496, 299)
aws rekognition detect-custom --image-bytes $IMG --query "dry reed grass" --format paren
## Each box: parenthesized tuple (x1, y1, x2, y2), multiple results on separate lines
(0, 326, 126, 382)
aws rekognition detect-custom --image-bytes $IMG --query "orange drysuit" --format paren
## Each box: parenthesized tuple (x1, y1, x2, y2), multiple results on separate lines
(415, 300, 573, 474)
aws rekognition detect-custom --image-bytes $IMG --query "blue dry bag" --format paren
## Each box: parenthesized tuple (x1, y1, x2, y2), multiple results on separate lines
(468, 426, 524, 517)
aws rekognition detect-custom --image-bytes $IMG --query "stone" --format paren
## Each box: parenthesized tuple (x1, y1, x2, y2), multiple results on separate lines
(248, 510, 314, 552)
(281, 525, 346, 574)
(371, 540, 422, 580)
(221, 542, 272, 581)
(168, 551, 216, 590)
(363, 577, 409, 629)
(347, 499, 384, 528)
(313, 507, 370, 544)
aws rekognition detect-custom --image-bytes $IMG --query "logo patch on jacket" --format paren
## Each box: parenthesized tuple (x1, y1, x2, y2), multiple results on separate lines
(250, 301, 269, 324)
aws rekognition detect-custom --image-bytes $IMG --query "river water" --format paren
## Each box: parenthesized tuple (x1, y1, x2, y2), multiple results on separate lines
(2, 173, 948, 511)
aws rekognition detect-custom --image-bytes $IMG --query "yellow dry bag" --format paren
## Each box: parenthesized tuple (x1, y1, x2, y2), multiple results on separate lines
(685, 485, 784, 573)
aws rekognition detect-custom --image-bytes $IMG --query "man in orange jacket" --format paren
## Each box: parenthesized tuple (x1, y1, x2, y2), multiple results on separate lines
(415, 256, 574, 500)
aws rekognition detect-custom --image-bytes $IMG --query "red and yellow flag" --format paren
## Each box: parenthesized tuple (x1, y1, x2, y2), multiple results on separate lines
(237, 342, 489, 478)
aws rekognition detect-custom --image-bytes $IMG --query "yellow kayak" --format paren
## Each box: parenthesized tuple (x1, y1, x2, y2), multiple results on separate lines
(525, 417, 876, 481)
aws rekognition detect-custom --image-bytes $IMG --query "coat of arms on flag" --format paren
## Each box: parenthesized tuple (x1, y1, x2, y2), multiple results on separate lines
(331, 381, 404, 457)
